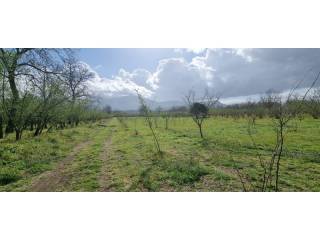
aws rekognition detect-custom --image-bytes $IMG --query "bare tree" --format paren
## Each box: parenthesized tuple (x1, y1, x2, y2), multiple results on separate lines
(235, 71, 320, 191)
(161, 111, 170, 130)
(185, 89, 220, 138)
(61, 57, 94, 102)
(136, 90, 161, 154)
(60, 57, 94, 126)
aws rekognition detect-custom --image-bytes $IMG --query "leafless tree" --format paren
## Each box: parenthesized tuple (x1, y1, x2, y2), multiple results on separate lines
(59, 56, 94, 126)
(61, 57, 94, 102)
(136, 90, 161, 154)
(161, 112, 170, 130)
(234, 71, 320, 191)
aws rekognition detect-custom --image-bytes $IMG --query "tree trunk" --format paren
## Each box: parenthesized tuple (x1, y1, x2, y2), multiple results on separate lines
(0, 114, 3, 139)
(148, 120, 161, 153)
(5, 118, 14, 134)
(8, 70, 19, 101)
(7, 69, 19, 135)
(198, 124, 204, 138)
(275, 126, 284, 192)
(15, 129, 22, 141)
(34, 127, 41, 136)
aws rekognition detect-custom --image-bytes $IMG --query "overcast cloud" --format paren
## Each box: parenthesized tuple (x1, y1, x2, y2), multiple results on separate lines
(87, 48, 320, 103)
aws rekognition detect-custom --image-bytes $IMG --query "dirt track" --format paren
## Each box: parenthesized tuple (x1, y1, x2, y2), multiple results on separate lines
(29, 141, 92, 192)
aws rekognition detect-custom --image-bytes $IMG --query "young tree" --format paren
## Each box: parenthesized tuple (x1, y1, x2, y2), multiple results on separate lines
(137, 90, 161, 154)
(161, 112, 170, 130)
(235, 71, 320, 191)
(185, 89, 219, 138)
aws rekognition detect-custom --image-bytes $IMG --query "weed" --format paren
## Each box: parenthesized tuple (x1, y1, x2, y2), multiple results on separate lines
(166, 159, 208, 185)
(0, 168, 20, 185)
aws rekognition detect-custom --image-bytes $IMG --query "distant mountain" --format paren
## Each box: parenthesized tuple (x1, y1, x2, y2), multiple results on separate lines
(92, 96, 185, 111)
(92, 95, 225, 111)
(154, 100, 186, 110)
(215, 101, 226, 108)
(100, 96, 148, 111)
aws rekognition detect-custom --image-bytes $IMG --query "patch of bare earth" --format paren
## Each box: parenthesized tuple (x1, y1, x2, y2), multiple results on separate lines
(29, 141, 91, 192)
(98, 135, 113, 191)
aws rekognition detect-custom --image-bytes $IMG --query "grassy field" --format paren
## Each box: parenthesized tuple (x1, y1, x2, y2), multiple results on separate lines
(0, 116, 319, 191)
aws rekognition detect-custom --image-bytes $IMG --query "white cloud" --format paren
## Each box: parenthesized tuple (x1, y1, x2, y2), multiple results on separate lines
(86, 48, 320, 104)
(185, 48, 320, 98)
(148, 57, 215, 101)
(86, 67, 154, 99)
(220, 88, 314, 105)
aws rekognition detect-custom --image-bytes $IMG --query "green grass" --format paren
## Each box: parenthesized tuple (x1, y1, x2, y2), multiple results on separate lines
(0, 167, 20, 185)
(165, 158, 209, 185)
(103, 116, 320, 191)
(67, 125, 112, 191)
(0, 121, 110, 191)
(0, 116, 319, 191)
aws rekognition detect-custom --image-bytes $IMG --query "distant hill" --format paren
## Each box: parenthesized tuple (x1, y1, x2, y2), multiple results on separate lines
(92, 95, 224, 111)
(91, 96, 185, 111)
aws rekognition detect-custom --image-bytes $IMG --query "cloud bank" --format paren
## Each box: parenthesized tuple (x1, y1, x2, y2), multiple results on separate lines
(87, 48, 320, 103)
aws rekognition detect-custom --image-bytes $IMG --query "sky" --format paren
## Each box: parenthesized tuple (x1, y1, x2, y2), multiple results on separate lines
(78, 48, 197, 77)
(78, 48, 320, 105)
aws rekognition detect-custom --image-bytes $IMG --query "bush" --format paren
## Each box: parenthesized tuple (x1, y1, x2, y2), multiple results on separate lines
(0, 168, 20, 185)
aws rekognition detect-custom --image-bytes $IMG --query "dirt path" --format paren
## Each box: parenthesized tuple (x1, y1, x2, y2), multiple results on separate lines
(29, 141, 92, 192)
(98, 133, 113, 191)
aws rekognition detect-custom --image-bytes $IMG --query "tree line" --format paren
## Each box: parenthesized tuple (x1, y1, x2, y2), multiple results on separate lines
(0, 48, 109, 140)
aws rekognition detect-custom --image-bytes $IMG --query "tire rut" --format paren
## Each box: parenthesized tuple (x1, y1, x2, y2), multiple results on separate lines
(98, 134, 113, 191)
(29, 140, 92, 192)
